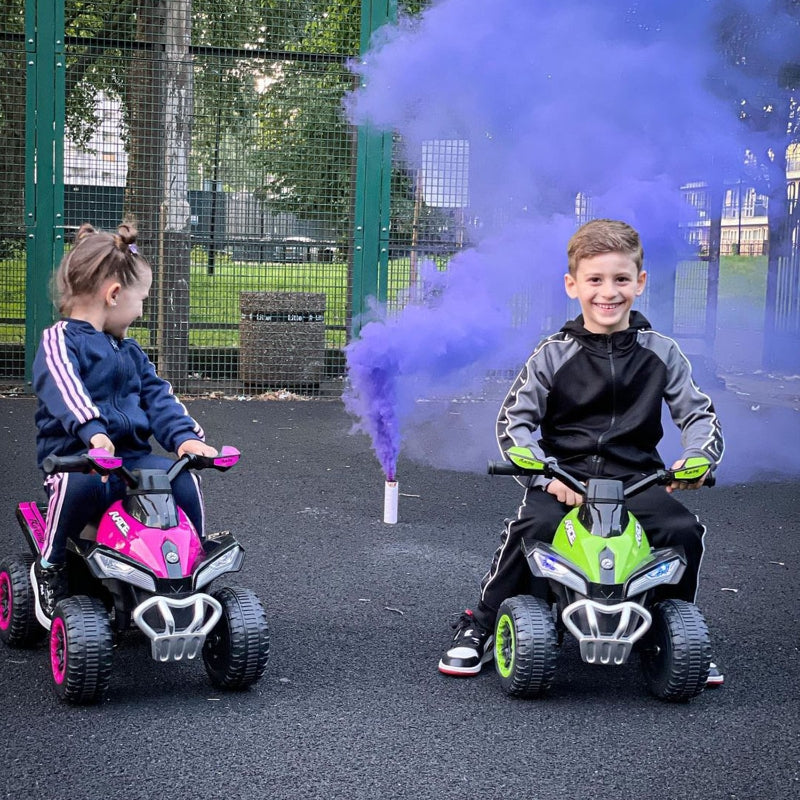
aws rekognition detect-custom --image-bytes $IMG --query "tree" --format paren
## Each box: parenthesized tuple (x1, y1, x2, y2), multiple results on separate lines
(714, 0, 800, 369)
(250, 2, 428, 251)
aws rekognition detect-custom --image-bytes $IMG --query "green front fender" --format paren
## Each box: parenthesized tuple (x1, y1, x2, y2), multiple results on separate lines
(551, 510, 651, 583)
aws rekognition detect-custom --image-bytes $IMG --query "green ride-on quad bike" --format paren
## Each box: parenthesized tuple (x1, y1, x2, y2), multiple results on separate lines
(487, 446, 715, 703)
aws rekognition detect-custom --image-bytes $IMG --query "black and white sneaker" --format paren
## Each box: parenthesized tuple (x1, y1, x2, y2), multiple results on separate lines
(438, 609, 493, 676)
(706, 661, 725, 688)
(30, 560, 68, 630)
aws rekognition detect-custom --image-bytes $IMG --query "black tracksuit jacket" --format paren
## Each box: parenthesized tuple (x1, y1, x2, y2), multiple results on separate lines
(496, 310, 724, 479)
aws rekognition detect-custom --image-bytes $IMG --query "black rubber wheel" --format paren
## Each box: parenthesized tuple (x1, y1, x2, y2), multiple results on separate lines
(640, 598, 711, 702)
(0, 553, 45, 647)
(494, 595, 559, 698)
(49, 595, 114, 704)
(203, 586, 270, 690)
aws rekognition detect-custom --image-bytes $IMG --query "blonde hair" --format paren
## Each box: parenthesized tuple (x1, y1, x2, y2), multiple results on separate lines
(54, 223, 149, 315)
(567, 219, 643, 276)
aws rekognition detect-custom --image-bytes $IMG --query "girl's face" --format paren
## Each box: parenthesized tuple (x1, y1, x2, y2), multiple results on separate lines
(104, 266, 153, 339)
(564, 252, 646, 335)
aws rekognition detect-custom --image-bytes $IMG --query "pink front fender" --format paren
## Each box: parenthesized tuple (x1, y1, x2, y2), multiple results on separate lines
(96, 506, 204, 578)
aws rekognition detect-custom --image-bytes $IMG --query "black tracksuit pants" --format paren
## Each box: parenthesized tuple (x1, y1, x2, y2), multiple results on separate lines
(471, 483, 706, 631)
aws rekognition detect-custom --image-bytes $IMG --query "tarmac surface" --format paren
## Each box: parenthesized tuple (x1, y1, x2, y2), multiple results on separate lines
(1, 390, 799, 800)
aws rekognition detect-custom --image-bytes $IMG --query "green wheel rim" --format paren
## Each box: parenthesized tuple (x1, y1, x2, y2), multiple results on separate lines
(495, 613, 515, 678)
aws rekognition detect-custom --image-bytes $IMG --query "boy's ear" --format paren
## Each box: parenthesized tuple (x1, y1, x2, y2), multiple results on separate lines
(635, 270, 647, 296)
(564, 272, 578, 299)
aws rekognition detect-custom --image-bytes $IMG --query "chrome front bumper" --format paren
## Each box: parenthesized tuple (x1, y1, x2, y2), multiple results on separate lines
(561, 598, 652, 666)
(132, 593, 223, 662)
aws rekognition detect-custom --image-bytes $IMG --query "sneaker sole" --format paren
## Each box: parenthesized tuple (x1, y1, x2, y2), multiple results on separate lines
(438, 639, 494, 677)
(705, 675, 724, 688)
(29, 563, 52, 632)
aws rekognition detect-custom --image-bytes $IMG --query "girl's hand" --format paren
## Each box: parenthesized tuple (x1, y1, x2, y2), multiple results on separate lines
(177, 439, 218, 458)
(546, 478, 583, 506)
(89, 433, 115, 455)
(88, 434, 115, 482)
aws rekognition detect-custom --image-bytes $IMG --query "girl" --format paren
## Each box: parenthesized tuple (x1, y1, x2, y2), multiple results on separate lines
(31, 222, 217, 629)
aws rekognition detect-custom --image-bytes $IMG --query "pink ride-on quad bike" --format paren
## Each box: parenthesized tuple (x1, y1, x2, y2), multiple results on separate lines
(0, 447, 270, 704)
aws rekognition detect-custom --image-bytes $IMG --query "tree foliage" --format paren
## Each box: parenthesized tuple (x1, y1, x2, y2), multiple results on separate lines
(1, 1, 427, 252)
(713, 0, 800, 208)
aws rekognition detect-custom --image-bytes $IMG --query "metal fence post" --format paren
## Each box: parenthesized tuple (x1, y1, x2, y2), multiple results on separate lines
(351, 1, 396, 337)
(24, 0, 65, 382)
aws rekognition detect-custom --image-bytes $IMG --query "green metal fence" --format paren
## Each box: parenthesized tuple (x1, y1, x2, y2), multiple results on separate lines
(1, 0, 408, 396)
(4, 2, 798, 393)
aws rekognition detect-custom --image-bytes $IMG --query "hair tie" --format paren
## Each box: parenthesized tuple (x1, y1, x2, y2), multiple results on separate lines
(128, 244, 138, 255)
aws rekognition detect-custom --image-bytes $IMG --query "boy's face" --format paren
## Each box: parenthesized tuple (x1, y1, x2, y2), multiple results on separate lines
(564, 252, 646, 335)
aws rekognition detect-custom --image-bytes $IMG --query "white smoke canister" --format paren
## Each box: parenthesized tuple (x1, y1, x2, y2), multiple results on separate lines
(384, 480, 398, 524)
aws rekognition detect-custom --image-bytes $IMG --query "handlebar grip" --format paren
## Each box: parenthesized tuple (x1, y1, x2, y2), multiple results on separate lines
(183, 446, 241, 472)
(704, 472, 716, 488)
(42, 454, 90, 475)
(487, 460, 524, 475)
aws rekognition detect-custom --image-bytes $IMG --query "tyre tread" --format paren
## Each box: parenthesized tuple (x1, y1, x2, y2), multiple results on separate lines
(641, 598, 711, 703)
(0, 553, 44, 647)
(52, 595, 113, 704)
(203, 586, 269, 690)
(496, 595, 559, 698)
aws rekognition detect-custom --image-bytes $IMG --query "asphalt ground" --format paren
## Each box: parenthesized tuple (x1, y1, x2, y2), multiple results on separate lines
(1, 392, 799, 800)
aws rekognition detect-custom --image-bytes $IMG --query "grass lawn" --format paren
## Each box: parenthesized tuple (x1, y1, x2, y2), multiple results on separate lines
(717, 255, 767, 329)
(0, 251, 770, 349)
(0, 249, 353, 350)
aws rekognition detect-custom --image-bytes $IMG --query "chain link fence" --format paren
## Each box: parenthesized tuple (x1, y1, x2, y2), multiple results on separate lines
(3, 2, 798, 391)
(0, 8, 26, 383)
(1, 1, 389, 395)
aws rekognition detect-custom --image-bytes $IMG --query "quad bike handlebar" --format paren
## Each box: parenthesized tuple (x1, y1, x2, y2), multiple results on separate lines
(487, 452, 715, 497)
(43, 446, 240, 488)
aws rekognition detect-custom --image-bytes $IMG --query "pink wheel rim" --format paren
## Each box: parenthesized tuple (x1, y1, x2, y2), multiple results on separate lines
(0, 572, 10, 631)
(50, 617, 67, 684)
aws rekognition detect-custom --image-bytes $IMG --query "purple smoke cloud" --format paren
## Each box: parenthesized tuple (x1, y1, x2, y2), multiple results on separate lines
(343, 0, 800, 480)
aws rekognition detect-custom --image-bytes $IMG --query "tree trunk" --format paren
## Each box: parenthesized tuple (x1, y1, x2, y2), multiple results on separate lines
(762, 149, 797, 371)
(0, 40, 26, 256)
(124, 1, 165, 267)
(157, 0, 193, 389)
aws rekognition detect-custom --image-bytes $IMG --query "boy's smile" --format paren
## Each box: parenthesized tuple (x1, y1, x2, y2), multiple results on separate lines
(564, 252, 646, 335)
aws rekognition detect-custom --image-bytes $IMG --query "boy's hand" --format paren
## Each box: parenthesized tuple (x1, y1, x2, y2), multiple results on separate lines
(177, 439, 218, 458)
(666, 458, 707, 493)
(546, 478, 583, 506)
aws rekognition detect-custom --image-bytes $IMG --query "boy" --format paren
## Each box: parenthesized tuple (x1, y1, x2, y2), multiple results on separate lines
(438, 219, 725, 685)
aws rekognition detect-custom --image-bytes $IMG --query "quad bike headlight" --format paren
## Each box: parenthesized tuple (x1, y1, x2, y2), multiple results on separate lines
(531, 550, 589, 595)
(627, 557, 681, 597)
(89, 551, 157, 592)
(194, 545, 244, 589)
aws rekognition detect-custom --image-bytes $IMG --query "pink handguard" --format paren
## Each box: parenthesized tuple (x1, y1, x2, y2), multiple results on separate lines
(87, 448, 123, 471)
(212, 445, 240, 469)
